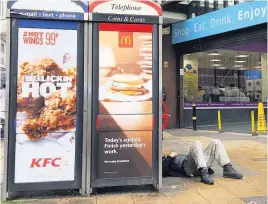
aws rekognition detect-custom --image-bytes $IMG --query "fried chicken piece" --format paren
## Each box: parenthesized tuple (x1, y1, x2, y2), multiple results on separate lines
(22, 90, 76, 140)
(63, 67, 76, 89)
(17, 96, 44, 116)
(19, 58, 63, 77)
(37, 58, 64, 75)
(44, 90, 76, 114)
(17, 62, 36, 96)
(17, 58, 64, 114)
(18, 59, 78, 139)
(22, 109, 76, 140)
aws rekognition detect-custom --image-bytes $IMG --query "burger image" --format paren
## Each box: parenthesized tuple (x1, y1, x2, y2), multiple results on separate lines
(110, 74, 149, 96)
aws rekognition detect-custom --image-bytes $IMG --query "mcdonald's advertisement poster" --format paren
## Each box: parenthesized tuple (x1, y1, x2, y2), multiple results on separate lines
(14, 27, 77, 183)
(98, 27, 153, 178)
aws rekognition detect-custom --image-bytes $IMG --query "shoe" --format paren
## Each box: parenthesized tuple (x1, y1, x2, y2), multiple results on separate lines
(208, 168, 214, 175)
(200, 168, 214, 185)
(223, 164, 243, 179)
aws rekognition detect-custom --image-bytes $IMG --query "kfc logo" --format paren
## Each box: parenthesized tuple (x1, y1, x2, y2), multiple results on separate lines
(30, 158, 61, 168)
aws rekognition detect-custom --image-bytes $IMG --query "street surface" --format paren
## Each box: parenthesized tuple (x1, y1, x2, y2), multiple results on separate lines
(1, 129, 267, 204)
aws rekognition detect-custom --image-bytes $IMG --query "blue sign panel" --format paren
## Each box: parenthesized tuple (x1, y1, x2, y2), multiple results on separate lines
(172, 2, 268, 44)
(244, 70, 262, 79)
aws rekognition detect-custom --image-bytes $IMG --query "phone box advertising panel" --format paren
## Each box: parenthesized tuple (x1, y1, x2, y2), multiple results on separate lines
(15, 26, 77, 183)
(97, 25, 154, 178)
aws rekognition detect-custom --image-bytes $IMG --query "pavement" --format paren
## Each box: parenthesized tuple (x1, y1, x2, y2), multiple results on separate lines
(1, 129, 267, 204)
(198, 121, 253, 134)
(197, 121, 268, 135)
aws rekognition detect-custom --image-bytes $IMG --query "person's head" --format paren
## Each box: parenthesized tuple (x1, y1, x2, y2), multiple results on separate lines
(230, 84, 235, 88)
(1, 84, 5, 89)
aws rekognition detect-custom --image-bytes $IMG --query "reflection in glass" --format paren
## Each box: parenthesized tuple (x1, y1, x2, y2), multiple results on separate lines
(183, 49, 267, 107)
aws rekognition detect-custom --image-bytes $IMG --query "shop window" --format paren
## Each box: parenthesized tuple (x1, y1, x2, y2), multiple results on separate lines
(218, 0, 224, 9)
(208, 0, 214, 8)
(183, 49, 267, 108)
(228, 0, 235, 6)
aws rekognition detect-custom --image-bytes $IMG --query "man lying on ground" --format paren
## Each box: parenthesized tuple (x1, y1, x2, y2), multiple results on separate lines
(162, 139, 243, 185)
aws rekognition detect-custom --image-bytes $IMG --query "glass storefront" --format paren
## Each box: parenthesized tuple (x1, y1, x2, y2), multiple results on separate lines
(183, 47, 267, 109)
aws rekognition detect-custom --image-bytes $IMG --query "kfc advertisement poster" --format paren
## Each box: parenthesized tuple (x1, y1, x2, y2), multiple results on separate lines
(97, 25, 153, 178)
(15, 27, 77, 183)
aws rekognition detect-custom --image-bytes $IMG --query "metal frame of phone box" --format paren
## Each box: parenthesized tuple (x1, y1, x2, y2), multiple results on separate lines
(2, 5, 163, 202)
(91, 22, 159, 189)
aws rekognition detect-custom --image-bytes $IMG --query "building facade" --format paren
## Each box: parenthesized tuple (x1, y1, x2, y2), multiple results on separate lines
(0, 0, 7, 85)
(1, 0, 266, 126)
(162, 1, 267, 129)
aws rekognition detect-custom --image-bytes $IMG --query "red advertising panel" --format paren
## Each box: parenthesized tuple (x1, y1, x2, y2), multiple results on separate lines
(15, 25, 77, 183)
(98, 23, 153, 178)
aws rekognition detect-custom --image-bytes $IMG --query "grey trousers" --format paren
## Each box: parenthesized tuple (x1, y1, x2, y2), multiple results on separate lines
(184, 139, 231, 177)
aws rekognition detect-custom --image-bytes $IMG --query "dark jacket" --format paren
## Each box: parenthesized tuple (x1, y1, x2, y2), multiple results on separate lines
(162, 156, 173, 177)
(162, 155, 187, 177)
(162, 86, 167, 101)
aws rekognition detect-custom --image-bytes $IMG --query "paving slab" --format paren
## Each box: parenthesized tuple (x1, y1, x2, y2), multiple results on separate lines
(166, 190, 210, 204)
(59, 197, 97, 204)
(206, 197, 245, 204)
(216, 178, 266, 197)
(5, 198, 61, 204)
(183, 179, 236, 199)
(97, 195, 134, 204)
(132, 194, 171, 204)
(161, 177, 193, 195)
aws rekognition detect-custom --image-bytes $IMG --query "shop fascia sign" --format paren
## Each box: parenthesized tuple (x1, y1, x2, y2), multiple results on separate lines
(89, 0, 162, 23)
(172, 1, 268, 44)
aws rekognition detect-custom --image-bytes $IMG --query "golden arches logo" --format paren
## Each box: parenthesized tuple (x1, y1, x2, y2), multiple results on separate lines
(119, 32, 133, 48)
(120, 36, 132, 45)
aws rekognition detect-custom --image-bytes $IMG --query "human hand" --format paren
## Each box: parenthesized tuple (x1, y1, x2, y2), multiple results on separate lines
(170, 152, 178, 158)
